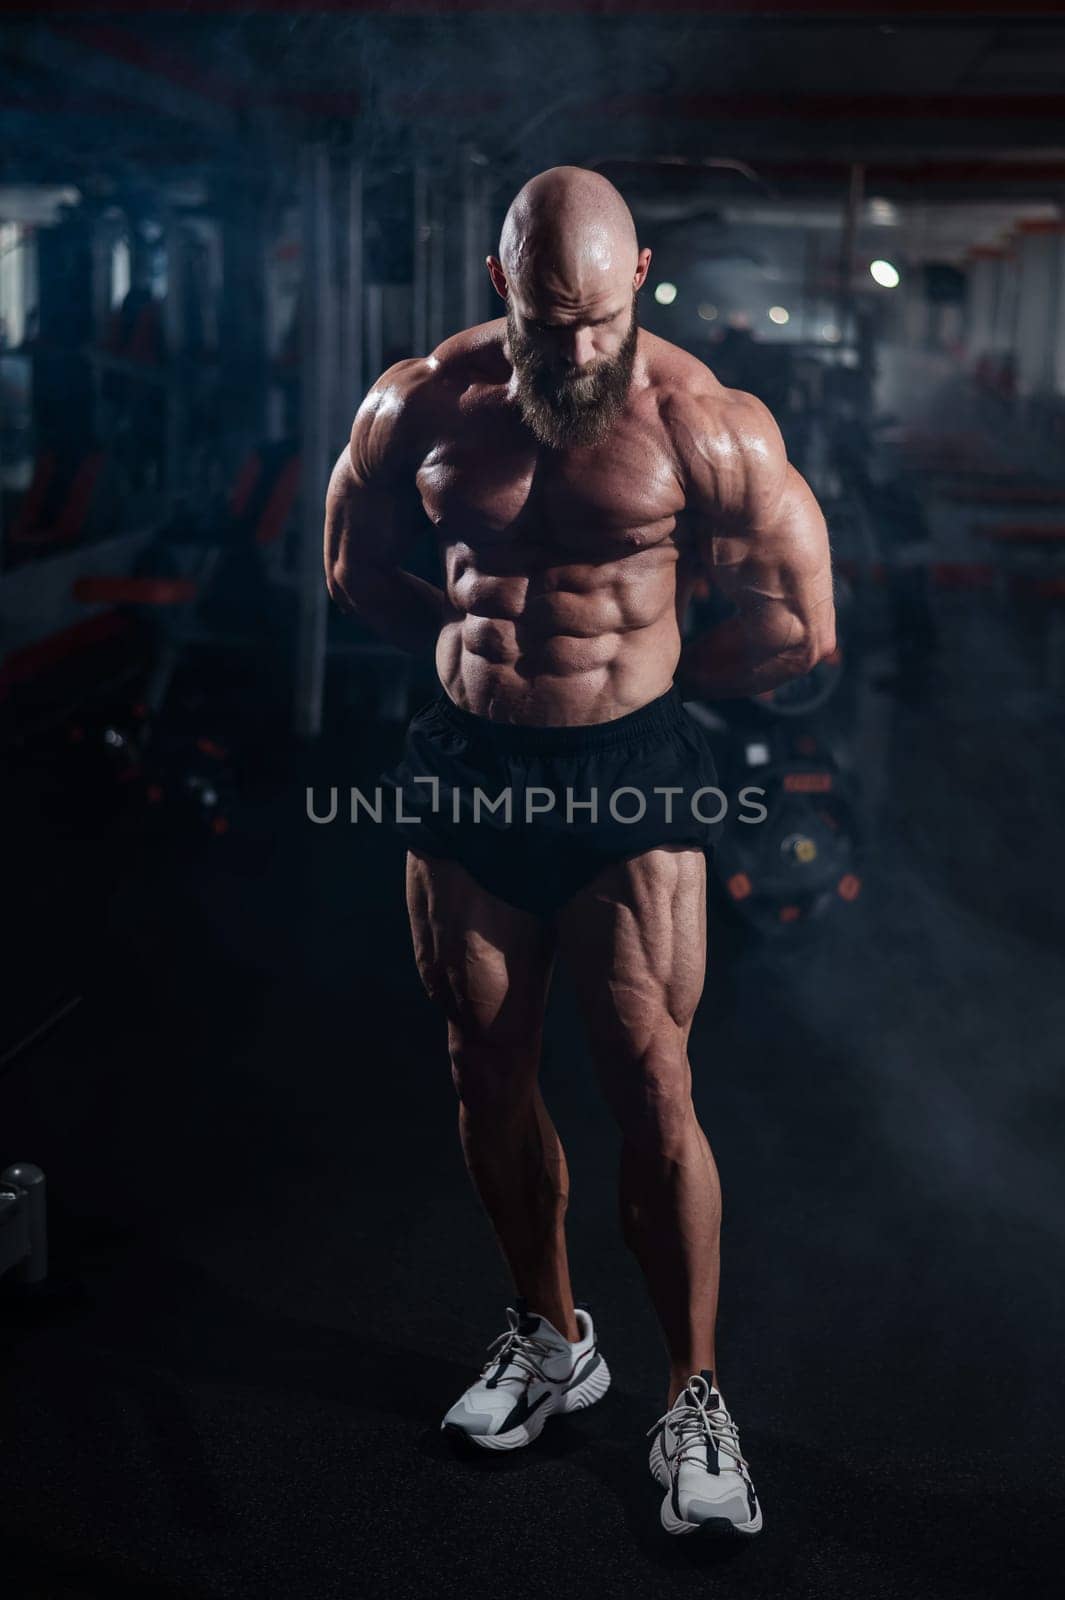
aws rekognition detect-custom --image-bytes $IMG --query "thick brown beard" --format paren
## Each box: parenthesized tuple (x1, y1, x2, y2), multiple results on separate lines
(506, 294, 639, 450)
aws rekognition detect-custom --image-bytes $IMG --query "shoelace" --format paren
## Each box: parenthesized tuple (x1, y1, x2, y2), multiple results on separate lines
(480, 1305, 557, 1388)
(646, 1374, 750, 1477)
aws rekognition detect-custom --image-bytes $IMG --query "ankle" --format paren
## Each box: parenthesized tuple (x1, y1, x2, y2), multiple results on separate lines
(530, 1299, 580, 1342)
(668, 1365, 718, 1407)
(549, 1307, 581, 1342)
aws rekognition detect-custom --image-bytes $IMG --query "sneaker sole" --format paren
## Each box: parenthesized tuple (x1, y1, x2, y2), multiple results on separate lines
(443, 1352, 612, 1452)
(648, 1434, 763, 1537)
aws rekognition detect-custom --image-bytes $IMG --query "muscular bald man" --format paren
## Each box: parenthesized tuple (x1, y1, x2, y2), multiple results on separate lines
(325, 166, 834, 1538)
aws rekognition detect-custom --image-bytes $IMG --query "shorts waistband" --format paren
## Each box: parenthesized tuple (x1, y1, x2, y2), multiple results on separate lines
(429, 685, 687, 756)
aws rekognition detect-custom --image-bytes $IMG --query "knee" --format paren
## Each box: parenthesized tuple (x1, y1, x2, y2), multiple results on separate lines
(412, 947, 544, 1122)
(448, 1029, 540, 1123)
(602, 1049, 696, 1161)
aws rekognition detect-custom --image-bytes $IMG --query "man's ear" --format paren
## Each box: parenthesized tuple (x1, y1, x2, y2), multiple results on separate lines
(634, 247, 652, 292)
(486, 255, 508, 301)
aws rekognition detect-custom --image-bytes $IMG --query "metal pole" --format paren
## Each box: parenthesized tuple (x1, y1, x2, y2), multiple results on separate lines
(462, 148, 486, 330)
(413, 163, 429, 356)
(89, 210, 113, 444)
(428, 182, 445, 351)
(801, 225, 817, 343)
(220, 185, 268, 451)
(248, 194, 270, 441)
(366, 283, 384, 381)
(294, 143, 333, 740)
(338, 154, 364, 430)
(838, 161, 864, 347)
(161, 208, 184, 517)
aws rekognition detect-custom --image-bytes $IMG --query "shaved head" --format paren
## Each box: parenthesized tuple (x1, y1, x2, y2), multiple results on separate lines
(492, 167, 646, 448)
(499, 166, 639, 306)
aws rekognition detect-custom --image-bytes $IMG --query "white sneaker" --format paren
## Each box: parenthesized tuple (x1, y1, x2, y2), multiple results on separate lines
(441, 1298, 611, 1451)
(647, 1370, 763, 1536)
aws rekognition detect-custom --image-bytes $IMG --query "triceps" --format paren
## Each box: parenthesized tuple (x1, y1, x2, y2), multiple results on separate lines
(710, 467, 835, 663)
(324, 449, 358, 608)
(325, 446, 421, 605)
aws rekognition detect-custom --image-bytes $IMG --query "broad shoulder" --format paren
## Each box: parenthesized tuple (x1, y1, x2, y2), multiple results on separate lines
(646, 333, 788, 518)
(350, 321, 507, 480)
(431, 317, 510, 381)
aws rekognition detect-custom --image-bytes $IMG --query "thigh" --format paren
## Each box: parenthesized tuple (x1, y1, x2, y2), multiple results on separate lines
(556, 846, 707, 1071)
(405, 849, 556, 1048)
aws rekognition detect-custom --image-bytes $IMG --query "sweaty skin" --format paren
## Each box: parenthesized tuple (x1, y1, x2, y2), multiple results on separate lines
(325, 168, 835, 1413)
(325, 174, 835, 725)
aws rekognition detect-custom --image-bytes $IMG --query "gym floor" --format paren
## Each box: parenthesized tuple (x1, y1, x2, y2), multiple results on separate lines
(2, 537, 1063, 1600)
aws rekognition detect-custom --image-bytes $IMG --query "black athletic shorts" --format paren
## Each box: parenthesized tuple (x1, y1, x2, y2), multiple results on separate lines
(379, 684, 724, 919)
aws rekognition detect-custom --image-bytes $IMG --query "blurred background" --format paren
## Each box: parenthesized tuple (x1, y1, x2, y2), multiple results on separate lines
(1, 5, 1063, 1598)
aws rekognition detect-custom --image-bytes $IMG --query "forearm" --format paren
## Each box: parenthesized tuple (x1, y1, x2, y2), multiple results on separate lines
(330, 562, 447, 656)
(680, 611, 821, 699)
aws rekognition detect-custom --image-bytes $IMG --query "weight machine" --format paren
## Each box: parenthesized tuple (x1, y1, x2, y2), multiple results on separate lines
(0, 1164, 47, 1292)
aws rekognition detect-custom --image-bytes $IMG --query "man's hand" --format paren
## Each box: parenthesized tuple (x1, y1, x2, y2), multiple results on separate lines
(672, 387, 836, 699)
(324, 357, 447, 656)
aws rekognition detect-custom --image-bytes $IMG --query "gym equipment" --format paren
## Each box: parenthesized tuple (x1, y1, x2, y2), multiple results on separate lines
(65, 575, 236, 837)
(693, 715, 862, 938)
(5, 449, 118, 561)
(977, 520, 1065, 549)
(63, 700, 236, 836)
(893, 429, 1003, 477)
(60, 443, 301, 833)
(141, 729, 236, 836)
(710, 729, 857, 934)
(1, 998, 82, 1078)
(0, 1163, 48, 1289)
(749, 645, 844, 718)
(939, 480, 1065, 507)
(974, 521, 1065, 691)
(1006, 572, 1065, 696)
(32, 209, 95, 456)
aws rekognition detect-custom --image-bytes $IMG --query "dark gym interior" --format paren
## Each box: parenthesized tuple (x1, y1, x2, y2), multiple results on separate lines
(2, 4, 1064, 1597)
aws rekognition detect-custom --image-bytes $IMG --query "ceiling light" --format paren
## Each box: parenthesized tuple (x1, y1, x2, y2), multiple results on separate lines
(869, 259, 900, 288)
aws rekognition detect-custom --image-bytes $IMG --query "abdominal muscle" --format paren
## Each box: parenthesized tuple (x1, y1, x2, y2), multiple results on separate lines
(434, 548, 683, 726)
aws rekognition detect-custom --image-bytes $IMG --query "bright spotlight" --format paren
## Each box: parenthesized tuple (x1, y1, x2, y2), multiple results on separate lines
(768, 306, 790, 325)
(697, 302, 718, 322)
(654, 282, 678, 306)
(821, 324, 842, 343)
(869, 259, 900, 288)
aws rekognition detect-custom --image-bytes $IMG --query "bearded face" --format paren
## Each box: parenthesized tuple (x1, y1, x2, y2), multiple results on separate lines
(506, 292, 639, 450)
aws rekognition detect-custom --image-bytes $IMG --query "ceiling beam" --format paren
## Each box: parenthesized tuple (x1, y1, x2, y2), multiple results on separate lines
(14, 2, 1065, 17)
(382, 91, 1065, 123)
(596, 95, 1065, 123)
